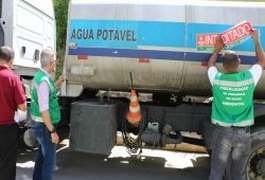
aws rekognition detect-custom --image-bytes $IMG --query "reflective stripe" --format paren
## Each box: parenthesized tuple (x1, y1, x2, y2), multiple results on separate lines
(42, 77, 52, 87)
(31, 115, 44, 123)
(32, 77, 51, 89)
(213, 79, 254, 87)
(212, 119, 253, 127)
(130, 96, 137, 101)
(129, 106, 140, 113)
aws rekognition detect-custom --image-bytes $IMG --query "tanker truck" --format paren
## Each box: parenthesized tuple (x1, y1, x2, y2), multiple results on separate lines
(60, 0, 265, 179)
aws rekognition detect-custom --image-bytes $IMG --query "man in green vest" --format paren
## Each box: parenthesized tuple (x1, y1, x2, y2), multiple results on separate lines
(31, 47, 64, 180)
(207, 30, 265, 180)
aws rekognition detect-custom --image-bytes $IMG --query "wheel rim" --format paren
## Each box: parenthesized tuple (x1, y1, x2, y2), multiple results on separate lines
(247, 146, 265, 180)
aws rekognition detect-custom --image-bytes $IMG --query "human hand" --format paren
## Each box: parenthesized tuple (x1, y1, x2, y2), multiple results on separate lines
(51, 132, 59, 144)
(250, 29, 259, 42)
(214, 35, 224, 52)
(55, 75, 65, 88)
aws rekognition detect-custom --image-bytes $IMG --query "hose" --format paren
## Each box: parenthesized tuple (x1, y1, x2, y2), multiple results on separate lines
(121, 111, 146, 155)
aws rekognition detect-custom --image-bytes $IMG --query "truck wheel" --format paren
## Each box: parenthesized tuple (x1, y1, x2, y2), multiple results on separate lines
(246, 128, 265, 180)
(23, 128, 37, 147)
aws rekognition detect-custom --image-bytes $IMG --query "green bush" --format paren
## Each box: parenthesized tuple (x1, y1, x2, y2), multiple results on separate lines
(54, 0, 70, 78)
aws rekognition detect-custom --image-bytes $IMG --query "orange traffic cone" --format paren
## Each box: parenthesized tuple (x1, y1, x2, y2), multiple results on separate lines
(127, 89, 141, 126)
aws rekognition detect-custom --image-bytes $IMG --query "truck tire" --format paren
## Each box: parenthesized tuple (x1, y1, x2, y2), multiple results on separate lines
(23, 128, 37, 147)
(246, 128, 265, 180)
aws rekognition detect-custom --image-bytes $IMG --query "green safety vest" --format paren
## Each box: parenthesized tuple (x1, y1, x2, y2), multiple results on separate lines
(31, 69, 61, 124)
(212, 70, 255, 127)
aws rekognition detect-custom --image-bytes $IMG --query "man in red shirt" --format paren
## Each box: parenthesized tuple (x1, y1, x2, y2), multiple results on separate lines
(0, 46, 27, 180)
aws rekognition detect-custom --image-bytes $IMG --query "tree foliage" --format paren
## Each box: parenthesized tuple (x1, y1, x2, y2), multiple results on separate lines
(53, 0, 70, 77)
(54, 0, 70, 51)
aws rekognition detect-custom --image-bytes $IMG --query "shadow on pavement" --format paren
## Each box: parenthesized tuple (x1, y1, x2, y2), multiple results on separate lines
(16, 125, 210, 180)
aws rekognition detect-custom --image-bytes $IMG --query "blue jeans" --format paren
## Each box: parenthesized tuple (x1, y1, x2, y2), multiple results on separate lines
(208, 125, 251, 180)
(33, 122, 56, 180)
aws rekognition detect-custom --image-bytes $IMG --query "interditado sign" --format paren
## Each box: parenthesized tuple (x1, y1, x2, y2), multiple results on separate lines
(221, 21, 253, 49)
(196, 21, 253, 51)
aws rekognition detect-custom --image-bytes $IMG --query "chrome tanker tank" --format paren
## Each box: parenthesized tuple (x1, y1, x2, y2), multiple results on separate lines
(63, 0, 265, 99)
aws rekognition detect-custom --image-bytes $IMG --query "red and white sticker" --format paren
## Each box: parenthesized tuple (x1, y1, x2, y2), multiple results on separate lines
(221, 21, 253, 48)
(196, 33, 219, 51)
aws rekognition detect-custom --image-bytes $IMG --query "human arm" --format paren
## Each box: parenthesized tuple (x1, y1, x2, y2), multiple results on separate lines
(208, 35, 224, 68)
(207, 66, 218, 85)
(55, 75, 65, 90)
(250, 30, 265, 69)
(17, 102, 27, 111)
(249, 64, 262, 86)
(37, 81, 59, 144)
(41, 110, 59, 144)
(14, 75, 27, 111)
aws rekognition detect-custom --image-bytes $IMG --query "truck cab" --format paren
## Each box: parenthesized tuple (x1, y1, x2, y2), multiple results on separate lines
(0, 0, 55, 143)
(0, 0, 55, 94)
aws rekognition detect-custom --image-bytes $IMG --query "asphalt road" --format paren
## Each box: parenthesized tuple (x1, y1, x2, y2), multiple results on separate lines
(16, 139, 210, 180)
